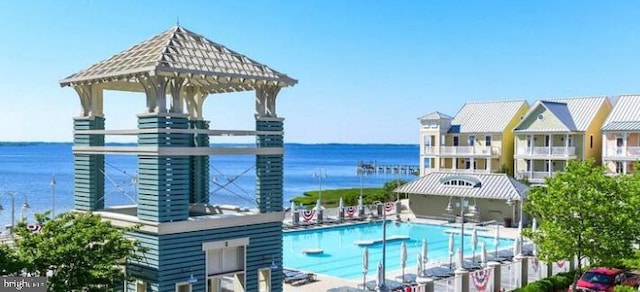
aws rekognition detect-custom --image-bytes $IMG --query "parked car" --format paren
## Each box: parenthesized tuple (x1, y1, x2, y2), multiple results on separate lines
(568, 267, 640, 292)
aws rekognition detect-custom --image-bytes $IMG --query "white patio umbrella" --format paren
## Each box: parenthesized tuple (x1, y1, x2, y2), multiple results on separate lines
(376, 261, 384, 289)
(481, 241, 488, 267)
(338, 197, 344, 211)
(417, 253, 424, 277)
(400, 241, 407, 282)
(316, 198, 322, 212)
(290, 201, 297, 224)
(531, 217, 538, 233)
(358, 194, 364, 213)
(455, 247, 463, 270)
(494, 225, 500, 258)
(421, 238, 429, 265)
(316, 199, 322, 222)
(513, 236, 522, 257)
(448, 233, 455, 269)
(471, 228, 478, 263)
(362, 247, 369, 289)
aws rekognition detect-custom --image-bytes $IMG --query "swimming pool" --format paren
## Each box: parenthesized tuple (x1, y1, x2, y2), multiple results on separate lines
(283, 221, 514, 279)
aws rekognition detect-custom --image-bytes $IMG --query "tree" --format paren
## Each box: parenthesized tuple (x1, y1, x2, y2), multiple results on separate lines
(0, 243, 22, 275)
(524, 159, 640, 291)
(13, 212, 142, 291)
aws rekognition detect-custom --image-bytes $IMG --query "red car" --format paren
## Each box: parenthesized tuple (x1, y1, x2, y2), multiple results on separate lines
(569, 267, 640, 292)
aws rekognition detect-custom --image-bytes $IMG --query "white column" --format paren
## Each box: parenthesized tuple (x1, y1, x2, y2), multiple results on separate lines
(453, 158, 457, 170)
(487, 158, 492, 173)
(565, 134, 569, 156)
(516, 255, 529, 288)
(470, 158, 475, 172)
(624, 132, 628, 157)
(624, 161, 628, 175)
(548, 135, 552, 155)
(548, 160, 552, 177)
(454, 269, 469, 292)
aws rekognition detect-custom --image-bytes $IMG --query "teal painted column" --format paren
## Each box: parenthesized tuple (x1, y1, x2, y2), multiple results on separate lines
(137, 114, 191, 222)
(256, 118, 284, 292)
(256, 119, 284, 213)
(189, 119, 210, 204)
(73, 116, 105, 211)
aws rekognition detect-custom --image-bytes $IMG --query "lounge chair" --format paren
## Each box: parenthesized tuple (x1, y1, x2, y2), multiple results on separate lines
(290, 273, 317, 286)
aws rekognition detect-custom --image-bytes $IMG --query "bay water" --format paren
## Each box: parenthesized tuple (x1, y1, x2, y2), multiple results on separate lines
(0, 143, 418, 226)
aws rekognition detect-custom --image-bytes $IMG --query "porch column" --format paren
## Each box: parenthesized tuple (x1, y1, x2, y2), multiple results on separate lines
(624, 162, 628, 175)
(565, 134, 569, 156)
(487, 158, 492, 173)
(548, 135, 552, 155)
(470, 158, 475, 172)
(255, 86, 284, 213)
(548, 159, 552, 177)
(624, 132, 628, 157)
(453, 158, 457, 170)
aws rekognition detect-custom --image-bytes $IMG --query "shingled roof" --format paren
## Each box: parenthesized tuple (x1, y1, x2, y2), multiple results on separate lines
(60, 26, 297, 92)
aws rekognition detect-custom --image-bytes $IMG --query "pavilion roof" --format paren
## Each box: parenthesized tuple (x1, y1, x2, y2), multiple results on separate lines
(60, 26, 297, 93)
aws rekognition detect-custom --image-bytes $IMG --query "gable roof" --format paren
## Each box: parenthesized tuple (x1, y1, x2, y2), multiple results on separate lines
(602, 95, 640, 131)
(60, 26, 297, 92)
(395, 172, 528, 201)
(514, 96, 609, 132)
(418, 111, 453, 120)
(448, 100, 528, 133)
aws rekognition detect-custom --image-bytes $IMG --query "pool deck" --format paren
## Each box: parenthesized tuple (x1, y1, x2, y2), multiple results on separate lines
(283, 210, 524, 291)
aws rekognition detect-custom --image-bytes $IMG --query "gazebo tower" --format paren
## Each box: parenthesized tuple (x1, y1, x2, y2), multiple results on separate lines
(60, 26, 297, 292)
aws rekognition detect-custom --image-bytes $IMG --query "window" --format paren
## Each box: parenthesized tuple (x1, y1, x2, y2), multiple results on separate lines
(544, 135, 550, 147)
(258, 268, 271, 292)
(590, 135, 594, 148)
(176, 283, 191, 292)
(468, 135, 475, 146)
(526, 160, 531, 171)
(423, 158, 431, 169)
(485, 136, 492, 146)
(137, 281, 146, 292)
(568, 135, 573, 146)
(616, 162, 624, 174)
(453, 136, 459, 146)
(538, 114, 544, 120)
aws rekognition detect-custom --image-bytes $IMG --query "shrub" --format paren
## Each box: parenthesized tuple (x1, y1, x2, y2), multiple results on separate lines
(614, 286, 638, 292)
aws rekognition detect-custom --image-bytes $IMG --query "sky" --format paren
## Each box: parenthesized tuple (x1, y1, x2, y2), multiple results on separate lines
(1, 1, 640, 144)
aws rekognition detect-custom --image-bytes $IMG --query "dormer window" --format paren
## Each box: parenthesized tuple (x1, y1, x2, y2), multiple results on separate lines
(538, 114, 544, 120)
(439, 175, 482, 188)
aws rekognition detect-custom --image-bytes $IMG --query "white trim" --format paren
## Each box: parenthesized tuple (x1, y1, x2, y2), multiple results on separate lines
(72, 146, 283, 156)
(73, 129, 283, 136)
(175, 281, 192, 292)
(202, 237, 250, 251)
(94, 210, 284, 235)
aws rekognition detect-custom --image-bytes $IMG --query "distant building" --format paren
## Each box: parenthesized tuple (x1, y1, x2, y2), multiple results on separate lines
(60, 26, 297, 292)
(601, 95, 640, 175)
(513, 96, 611, 183)
(418, 100, 529, 176)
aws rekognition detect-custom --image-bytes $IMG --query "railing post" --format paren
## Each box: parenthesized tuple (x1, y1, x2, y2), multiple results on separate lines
(488, 262, 501, 292)
(454, 269, 469, 292)
(516, 255, 529, 288)
(417, 278, 434, 292)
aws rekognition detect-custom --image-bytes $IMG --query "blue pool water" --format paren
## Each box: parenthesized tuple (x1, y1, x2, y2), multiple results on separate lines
(283, 221, 514, 279)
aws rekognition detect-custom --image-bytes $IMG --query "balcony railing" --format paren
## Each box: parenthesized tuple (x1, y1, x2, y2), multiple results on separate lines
(437, 168, 491, 174)
(437, 146, 500, 156)
(517, 146, 576, 156)
(517, 171, 558, 181)
(604, 146, 640, 158)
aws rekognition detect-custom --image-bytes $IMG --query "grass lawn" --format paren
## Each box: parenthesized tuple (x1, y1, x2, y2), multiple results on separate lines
(291, 188, 391, 208)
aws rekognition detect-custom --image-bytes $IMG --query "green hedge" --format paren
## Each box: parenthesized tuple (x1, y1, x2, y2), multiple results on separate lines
(614, 286, 638, 292)
(513, 271, 578, 292)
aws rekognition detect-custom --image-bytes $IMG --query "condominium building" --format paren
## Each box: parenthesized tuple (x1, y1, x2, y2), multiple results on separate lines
(419, 100, 529, 176)
(601, 95, 640, 175)
(513, 97, 612, 183)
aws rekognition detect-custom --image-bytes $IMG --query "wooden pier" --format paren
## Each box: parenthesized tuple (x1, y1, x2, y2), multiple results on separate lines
(356, 161, 419, 176)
